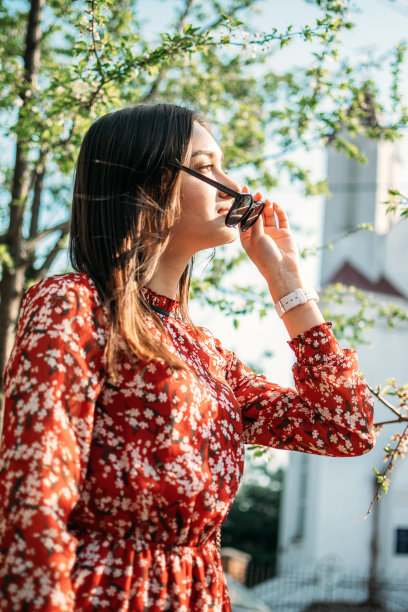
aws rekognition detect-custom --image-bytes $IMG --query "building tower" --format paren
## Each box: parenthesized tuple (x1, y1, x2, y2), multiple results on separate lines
(275, 129, 408, 595)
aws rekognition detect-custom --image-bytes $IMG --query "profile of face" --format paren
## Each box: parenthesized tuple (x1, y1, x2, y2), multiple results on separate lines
(167, 122, 242, 256)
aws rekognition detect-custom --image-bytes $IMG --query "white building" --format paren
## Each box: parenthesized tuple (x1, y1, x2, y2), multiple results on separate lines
(256, 133, 408, 610)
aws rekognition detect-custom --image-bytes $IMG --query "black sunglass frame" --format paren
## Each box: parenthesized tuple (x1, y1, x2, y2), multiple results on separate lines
(167, 160, 264, 232)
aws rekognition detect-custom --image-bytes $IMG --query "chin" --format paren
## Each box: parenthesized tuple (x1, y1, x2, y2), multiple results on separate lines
(224, 233, 237, 245)
(214, 227, 237, 247)
(194, 227, 237, 252)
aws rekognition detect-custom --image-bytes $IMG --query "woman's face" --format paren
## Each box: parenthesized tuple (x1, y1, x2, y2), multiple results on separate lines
(168, 122, 241, 256)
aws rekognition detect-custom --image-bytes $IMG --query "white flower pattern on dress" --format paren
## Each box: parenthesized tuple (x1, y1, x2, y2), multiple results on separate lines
(0, 273, 375, 611)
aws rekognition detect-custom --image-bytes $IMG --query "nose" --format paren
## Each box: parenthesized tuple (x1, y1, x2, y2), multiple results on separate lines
(217, 172, 241, 198)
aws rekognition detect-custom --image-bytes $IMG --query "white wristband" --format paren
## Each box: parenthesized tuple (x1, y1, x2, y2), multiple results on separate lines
(275, 287, 319, 318)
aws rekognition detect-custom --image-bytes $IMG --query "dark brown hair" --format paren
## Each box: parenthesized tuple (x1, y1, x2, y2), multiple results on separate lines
(69, 103, 200, 372)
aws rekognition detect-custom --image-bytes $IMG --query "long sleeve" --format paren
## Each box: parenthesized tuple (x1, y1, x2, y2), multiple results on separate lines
(0, 275, 106, 611)
(223, 323, 375, 457)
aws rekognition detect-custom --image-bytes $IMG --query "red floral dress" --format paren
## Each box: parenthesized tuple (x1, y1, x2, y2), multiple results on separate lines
(0, 273, 375, 611)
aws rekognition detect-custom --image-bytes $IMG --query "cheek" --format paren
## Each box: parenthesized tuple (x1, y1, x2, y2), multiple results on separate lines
(177, 206, 206, 235)
(180, 186, 211, 222)
(174, 199, 201, 236)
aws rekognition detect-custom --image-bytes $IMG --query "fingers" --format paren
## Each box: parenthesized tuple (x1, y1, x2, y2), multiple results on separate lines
(262, 200, 289, 229)
(242, 186, 262, 202)
(240, 186, 289, 229)
(262, 200, 276, 227)
(272, 202, 289, 228)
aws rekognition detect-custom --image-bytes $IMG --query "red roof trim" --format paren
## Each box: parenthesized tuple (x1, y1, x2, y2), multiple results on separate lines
(327, 261, 405, 298)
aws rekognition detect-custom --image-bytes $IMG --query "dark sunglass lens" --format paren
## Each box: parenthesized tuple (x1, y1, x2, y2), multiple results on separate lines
(225, 194, 253, 227)
(240, 201, 265, 232)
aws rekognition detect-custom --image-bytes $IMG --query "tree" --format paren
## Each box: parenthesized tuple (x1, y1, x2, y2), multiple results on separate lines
(1, 0, 407, 457)
(221, 458, 283, 584)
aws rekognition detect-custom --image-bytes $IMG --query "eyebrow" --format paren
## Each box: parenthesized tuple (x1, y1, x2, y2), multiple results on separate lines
(191, 149, 224, 162)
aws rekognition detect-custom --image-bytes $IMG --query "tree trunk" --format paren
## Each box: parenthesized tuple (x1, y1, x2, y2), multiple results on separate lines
(366, 477, 384, 609)
(0, 0, 46, 403)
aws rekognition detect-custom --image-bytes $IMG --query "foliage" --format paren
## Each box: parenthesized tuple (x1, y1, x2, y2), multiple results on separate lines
(221, 458, 283, 567)
(366, 380, 408, 515)
(384, 188, 408, 219)
(300, 223, 373, 260)
(320, 283, 408, 347)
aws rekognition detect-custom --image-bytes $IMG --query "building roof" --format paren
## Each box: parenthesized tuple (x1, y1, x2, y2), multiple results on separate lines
(327, 261, 406, 298)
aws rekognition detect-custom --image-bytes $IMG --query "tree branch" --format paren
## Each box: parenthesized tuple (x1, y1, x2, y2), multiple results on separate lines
(90, 0, 105, 81)
(368, 384, 405, 420)
(57, 117, 78, 148)
(198, 0, 257, 36)
(23, 0, 45, 89)
(365, 423, 408, 517)
(79, 0, 108, 112)
(25, 220, 70, 252)
(29, 166, 45, 239)
(31, 233, 68, 280)
(0, 0, 46, 387)
(141, 0, 196, 104)
(177, 0, 195, 31)
(8, 0, 46, 242)
(374, 418, 408, 426)
(142, 0, 261, 105)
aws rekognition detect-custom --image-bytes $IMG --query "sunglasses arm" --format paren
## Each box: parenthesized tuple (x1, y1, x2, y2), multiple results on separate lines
(168, 160, 240, 199)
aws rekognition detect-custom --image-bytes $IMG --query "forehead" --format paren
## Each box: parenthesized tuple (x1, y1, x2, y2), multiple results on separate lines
(190, 122, 223, 160)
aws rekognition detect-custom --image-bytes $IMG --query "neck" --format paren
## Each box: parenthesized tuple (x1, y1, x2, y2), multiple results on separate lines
(148, 245, 191, 300)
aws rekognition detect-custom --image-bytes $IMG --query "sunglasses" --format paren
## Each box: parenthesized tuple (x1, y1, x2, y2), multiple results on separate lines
(168, 160, 265, 232)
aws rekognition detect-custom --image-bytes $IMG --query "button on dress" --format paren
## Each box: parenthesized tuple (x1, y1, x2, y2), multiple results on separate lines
(0, 273, 375, 611)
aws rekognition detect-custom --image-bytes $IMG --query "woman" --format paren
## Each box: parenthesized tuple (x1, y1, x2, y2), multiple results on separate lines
(0, 104, 375, 611)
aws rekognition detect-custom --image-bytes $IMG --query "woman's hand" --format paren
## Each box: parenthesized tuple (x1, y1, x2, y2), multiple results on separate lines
(239, 188, 304, 303)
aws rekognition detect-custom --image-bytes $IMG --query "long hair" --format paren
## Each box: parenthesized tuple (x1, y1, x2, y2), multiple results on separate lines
(69, 103, 200, 373)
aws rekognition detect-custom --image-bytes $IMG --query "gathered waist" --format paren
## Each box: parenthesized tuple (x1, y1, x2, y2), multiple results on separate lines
(70, 524, 229, 612)
(72, 524, 222, 554)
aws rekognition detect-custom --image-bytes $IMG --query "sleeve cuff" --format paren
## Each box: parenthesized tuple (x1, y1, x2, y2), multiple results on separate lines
(288, 322, 343, 365)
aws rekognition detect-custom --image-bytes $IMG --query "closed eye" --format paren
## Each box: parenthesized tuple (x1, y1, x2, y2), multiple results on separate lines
(199, 164, 228, 176)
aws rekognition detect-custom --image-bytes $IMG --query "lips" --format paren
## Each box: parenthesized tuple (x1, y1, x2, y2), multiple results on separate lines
(217, 207, 230, 214)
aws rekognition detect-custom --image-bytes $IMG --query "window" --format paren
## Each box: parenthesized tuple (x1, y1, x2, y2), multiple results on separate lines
(395, 528, 408, 554)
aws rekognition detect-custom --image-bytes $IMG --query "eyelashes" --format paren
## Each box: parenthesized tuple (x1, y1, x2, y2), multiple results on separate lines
(198, 164, 228, 176)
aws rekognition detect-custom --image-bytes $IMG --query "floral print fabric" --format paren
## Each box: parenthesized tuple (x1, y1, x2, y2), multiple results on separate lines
(0, 273, 375, 611)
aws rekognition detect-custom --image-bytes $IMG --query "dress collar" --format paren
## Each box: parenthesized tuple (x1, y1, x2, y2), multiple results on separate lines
(141, 286, 180, 317)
